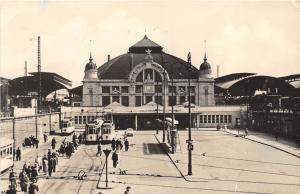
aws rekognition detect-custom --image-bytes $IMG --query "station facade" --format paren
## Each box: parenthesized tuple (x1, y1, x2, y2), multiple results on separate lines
(75, 36, 245, 130)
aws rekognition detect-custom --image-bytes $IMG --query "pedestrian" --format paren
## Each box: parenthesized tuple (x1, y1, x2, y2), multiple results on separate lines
(111, 151, 118, 168)
(28, 179, 39, 194)
(47, 149, 52, 161)
(16, 147, 21, 161)
(78, 133, 83, 144)
(116, 139, 120, 150)
(111, 138, 116, 150)
(19, 170, 29, 192)
(124, 186, 131, 194)
(51, 137, 56, 150)
(51, 153, 57, 172)
(42, 156, 48, 175)
(43, 133, 48, 143)
(6, 185, 16, 194)
(31, 165, 38, 179)
(9, 169, 17, 190)
(48, 157, 53, 177)
(124, 139, 129, 151)
(96, 143, 102, 157)
(35, 138, 39, 149)
(120, 140, 123, 150)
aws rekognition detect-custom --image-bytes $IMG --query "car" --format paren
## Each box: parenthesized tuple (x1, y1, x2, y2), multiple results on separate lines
(125, 128, 134, 137)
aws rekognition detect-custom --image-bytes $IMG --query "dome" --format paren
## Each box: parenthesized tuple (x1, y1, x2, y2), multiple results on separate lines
(97, 36, 200, 80)
(199, 55, 211, 72)
(85, 54, 97, 71)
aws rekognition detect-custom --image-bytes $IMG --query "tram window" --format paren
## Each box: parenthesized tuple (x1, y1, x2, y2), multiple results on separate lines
(204, 115, 207, 123)
(75, 116, 78, 124)
(220, 115, 224, 123)
(83, 116, 87, 124)
(63, 123, 68, 128)
(10, 147, 12, 155)
(88, 127, 94, 134)
(200, 115, 203, 123)
(79, 117, 82, 124)
(212, 115, 215, 123)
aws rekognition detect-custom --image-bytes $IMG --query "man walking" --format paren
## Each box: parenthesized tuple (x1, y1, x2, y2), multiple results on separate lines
(111, 138, 116, 150)
(43, 133, 48, 143)
(96, 143, 102, 157)
(112, 151, 118, 168)
(51, 137, 56, 150)
(16, 147, 21, 161)
(124, 139, 129, 151)
(28, 179, 39, 194)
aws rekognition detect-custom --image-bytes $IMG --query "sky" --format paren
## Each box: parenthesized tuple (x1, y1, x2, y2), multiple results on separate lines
(0, 0, 300, 87)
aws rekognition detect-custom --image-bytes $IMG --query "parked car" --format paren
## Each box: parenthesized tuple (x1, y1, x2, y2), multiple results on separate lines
(125, 128, 134, 137)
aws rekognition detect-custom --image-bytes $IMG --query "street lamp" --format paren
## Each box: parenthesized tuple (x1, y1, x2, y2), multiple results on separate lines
(187, 52, 193, 175)
(156, 78, 159, 135)
(103, 149, 111, 188)
(161, 52, 166, 143)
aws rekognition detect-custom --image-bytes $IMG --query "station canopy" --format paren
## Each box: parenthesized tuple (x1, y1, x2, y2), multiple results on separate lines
(9, 72, 72, 97)
(215, 74, 298, 97)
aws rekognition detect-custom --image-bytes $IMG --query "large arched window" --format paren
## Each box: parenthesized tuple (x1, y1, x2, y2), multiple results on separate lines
(135, 68, 162, 83)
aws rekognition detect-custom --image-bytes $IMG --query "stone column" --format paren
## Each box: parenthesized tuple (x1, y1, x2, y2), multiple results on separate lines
(135, 114, 138, 130)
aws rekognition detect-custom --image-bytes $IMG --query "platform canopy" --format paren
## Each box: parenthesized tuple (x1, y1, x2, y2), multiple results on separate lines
(9, 72, 72, 97)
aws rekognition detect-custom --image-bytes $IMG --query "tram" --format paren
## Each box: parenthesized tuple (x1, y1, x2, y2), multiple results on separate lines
(85, 118, 105, 144)
(0, 138, 14, 174)
(101, 120, 116, 143)
(61, 118, 75, 135)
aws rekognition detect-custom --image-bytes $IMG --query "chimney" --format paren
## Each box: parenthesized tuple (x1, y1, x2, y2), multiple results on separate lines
(107, 54, 110, 62)
(24, 61, 28, 76)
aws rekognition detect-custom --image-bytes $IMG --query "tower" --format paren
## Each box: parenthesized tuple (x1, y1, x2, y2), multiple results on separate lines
(199, 40, 212, 78)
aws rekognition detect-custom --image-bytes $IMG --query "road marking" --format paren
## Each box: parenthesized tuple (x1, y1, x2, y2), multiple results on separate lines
(145, 143, 150, 154)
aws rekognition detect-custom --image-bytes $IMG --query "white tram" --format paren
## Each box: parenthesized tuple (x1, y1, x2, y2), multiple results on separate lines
(61, 118, 75, 135)
(0, 138, 14, 174)
(101, 120, 116, 143)
(85, 118, 105, 144)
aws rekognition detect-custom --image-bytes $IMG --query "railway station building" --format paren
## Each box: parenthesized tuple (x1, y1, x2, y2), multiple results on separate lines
(66, 35, 246, 130)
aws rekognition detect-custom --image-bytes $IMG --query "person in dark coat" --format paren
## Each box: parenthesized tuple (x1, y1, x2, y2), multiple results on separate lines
(51, 154, 57, 172)
(47, 149, 52, 161)
(96, 143, 102, 157)
(48, 158, 53, 177)
(111, 138, 116, 150)
(9, 170, 17, 190)
(43, 133, 48, 143)
(78, 133, 83, 144)
(51, 138, 56, 150)
(111, 152, 118, 168)
(31, 165, 38, 179)
(28, 181, 39, 194)
(124, 139, 129, 151)
(16, 147, 21, 161)
(35, 138, 39, 149)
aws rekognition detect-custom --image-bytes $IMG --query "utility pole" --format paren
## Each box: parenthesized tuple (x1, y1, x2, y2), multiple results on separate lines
(187, 52, 193, 175)
(162, 52, 166, 143)
(156, 79, 159, 134)
(171, 64, 174, 153)
(12, 118, 15, 161)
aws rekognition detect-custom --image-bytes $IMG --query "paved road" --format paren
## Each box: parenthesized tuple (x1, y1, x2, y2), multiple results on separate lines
(1, 130, 299, 194)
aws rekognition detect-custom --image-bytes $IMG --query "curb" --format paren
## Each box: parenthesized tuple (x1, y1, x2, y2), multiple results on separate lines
(154, 134, 189, 181)
(223, 130, 300, 159)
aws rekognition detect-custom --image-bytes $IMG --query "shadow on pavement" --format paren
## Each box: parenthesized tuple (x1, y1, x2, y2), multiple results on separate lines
(143, 143, 170, 155)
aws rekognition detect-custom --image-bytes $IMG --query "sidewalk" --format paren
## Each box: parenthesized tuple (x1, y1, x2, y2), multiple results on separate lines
(0, 134, 73, 193)
(223, 128, 300, 158)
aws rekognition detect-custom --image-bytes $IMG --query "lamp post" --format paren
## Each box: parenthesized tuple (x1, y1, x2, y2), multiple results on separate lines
(156, 79, 159, 134)
(187, 52, 193, 175)
(171, 63, 175, 153)
(162, 53, 166, 143)
(103, 149, 111, 188)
